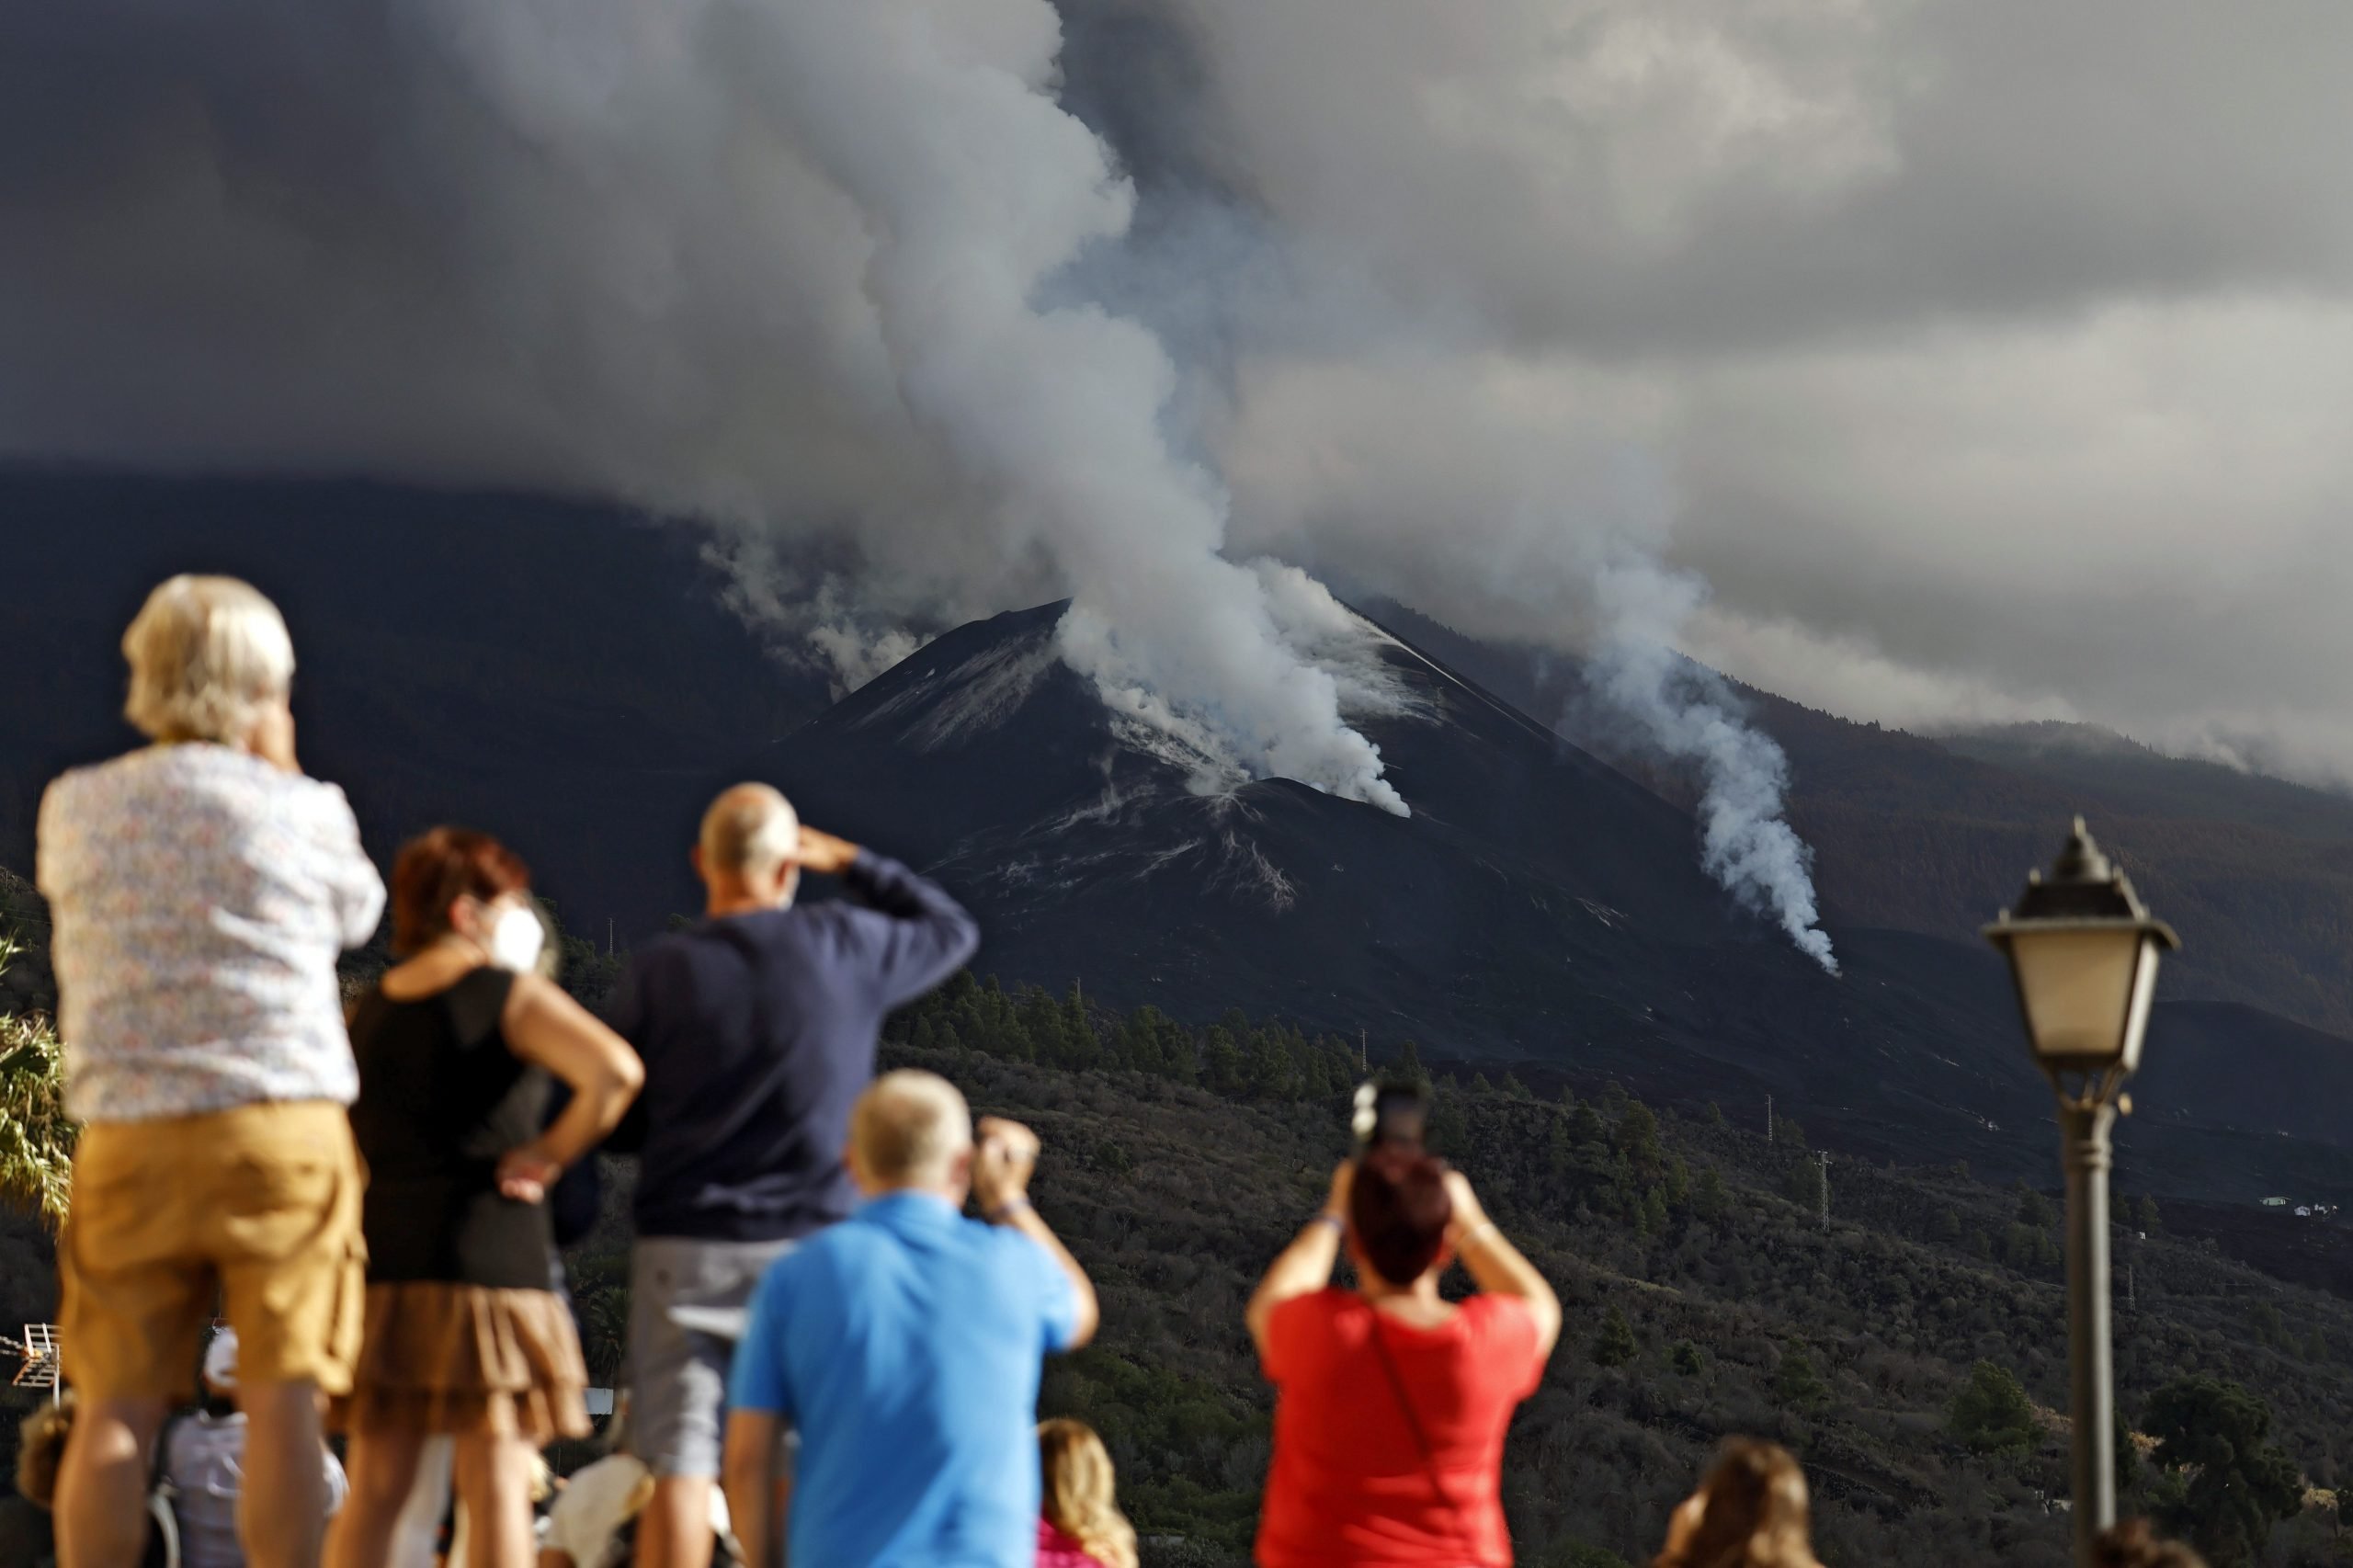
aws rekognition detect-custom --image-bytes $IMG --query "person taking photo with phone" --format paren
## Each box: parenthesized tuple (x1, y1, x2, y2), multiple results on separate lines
(721, 1072, 1097, 1568)
(1245, 1133, 1561, 1567)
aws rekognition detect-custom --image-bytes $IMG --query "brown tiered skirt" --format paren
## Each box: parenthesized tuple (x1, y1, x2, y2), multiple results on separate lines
(331, 1283, 591, 1442)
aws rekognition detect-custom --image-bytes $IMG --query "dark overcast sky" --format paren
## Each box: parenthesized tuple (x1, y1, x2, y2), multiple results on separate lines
(5, 1, 2350, 782)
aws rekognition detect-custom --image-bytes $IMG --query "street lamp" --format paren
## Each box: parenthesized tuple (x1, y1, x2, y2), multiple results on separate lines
(1984, 818, 2178, 1567)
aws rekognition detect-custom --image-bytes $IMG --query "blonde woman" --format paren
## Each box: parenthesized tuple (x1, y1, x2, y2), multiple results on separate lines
(1653, 1439, 1826, 1568)
(1035, 1420, 1136, 1568)
(40, 574, 385, 1568)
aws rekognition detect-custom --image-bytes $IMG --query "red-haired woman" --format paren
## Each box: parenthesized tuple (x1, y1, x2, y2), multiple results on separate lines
(1245, 1149, 1562, 1567)
(326, 828, 642, 1568)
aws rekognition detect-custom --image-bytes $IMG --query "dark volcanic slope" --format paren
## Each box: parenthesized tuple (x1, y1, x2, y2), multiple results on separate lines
(0, 468, 829, 936)
(1367, 601, 2353, 1040)
(755, 601, 2353, 1202)
(747, 605, 2023, 1182)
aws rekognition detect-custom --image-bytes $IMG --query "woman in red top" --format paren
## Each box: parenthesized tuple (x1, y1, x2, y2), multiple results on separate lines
(1246, 1150, 1562, 1567)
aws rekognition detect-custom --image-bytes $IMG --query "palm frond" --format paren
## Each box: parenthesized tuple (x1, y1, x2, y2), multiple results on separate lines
(0, 936, 75, 1230)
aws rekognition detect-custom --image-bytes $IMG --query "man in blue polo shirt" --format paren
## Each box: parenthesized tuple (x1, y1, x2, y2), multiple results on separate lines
(722, 1071, 1100, 1568)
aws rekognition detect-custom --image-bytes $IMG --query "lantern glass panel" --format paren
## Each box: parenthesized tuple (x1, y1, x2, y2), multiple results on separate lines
(2009, 927, 2143, 1064)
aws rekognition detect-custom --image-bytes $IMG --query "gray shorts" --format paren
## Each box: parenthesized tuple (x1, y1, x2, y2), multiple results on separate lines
(625, 1235, 795, 1478)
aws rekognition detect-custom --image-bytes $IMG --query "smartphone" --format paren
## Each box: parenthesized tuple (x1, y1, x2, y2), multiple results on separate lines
(1352, 1079, 1427, 1153)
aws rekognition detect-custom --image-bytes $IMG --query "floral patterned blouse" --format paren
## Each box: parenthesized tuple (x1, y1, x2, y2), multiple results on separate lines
(37, 744, 386, 1122)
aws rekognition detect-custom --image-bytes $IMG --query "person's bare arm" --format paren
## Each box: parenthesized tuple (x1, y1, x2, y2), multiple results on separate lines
(1245, 1161, 1350, 1360)
(495, 972, 646, 1200)
(1444, 1170, 1563, 1357)
(722, 1412, 780, 1568)
(973, 1117, 1099, 1349)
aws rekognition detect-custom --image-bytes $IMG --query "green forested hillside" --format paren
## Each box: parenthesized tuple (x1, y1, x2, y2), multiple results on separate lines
(548, 975, 2353, 1568)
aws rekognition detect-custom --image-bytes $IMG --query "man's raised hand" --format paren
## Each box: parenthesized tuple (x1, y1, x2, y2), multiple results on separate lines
(792, 826, 862, 875)
(974, 1115, 1041, 1217)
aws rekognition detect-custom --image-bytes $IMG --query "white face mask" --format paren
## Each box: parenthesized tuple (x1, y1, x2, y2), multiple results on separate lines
(488, 904, 547, 974)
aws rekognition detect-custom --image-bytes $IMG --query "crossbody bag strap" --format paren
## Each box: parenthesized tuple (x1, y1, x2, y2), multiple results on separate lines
(1363, 1303, 1483, 1567)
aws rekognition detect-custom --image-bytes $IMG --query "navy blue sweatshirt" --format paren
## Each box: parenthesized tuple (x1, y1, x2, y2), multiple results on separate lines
(606, 851, 979, 1242)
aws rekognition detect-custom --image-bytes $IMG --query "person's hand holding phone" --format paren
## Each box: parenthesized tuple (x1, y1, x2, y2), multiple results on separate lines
(974, 1115, 1041, 1218)
(1442, 1167, 1490, 1245)
(1323, 1159, 1355, 1225)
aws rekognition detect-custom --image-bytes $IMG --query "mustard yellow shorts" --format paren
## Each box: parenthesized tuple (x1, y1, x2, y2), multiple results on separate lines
(60, 1099, 366, 1402)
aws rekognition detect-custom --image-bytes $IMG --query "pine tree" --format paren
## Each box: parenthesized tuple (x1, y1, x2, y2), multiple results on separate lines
(1568, 1104, 1608, 1148)
(2146, 1376, 2302, 1565)
(1592, 1305, 1637, 1368)
(1948, 1361, 2039, 1457)
(1396, 1040, 1429, 1088)
(1427, 1086, 1470, 1153)
(1203, 1027, 1246, 1095)
(1773, 1349, 1829, 1413)
(1501, 1071, 1532, 1100)
(1614, 1103, 1666, 1184)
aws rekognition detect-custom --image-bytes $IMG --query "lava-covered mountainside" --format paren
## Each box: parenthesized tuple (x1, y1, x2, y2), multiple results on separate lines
(749, 602, 2233, 1189)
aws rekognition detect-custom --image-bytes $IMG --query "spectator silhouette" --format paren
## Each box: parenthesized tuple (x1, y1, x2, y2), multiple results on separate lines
(2, 1399, 71, 1568)
(39, 575, 385, 1568)
(326, 828, 642, 1568)
(1035, 1419, 1134, 1568)
(165, 1330, 350, 1568)
(1246, 1149, 1561, 1568)
(1652, 1439, 1825, 1568)
(604, 788, 975, 1568)
(2094, 1520, 2208, 1568)
(722, 1072, 1097, 1568)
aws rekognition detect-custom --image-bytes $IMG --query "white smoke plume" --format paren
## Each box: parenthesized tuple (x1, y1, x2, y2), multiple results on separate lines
(1590, 561, 1838, 974)
(0, 0, 1401, 815)
(743, 2, 1402, 813)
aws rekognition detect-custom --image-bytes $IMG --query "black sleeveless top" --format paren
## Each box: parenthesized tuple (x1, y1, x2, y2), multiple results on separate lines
(347, 967, 555, 1290)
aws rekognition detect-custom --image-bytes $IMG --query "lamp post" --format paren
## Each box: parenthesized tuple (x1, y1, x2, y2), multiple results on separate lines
(1984, 818, 2178, 1568)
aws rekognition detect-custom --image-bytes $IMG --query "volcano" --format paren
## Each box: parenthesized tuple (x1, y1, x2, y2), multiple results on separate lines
(755, 603, 2019, 1165)
(749, 599, 2353, 1199)
(6, 474, 2353, 1201)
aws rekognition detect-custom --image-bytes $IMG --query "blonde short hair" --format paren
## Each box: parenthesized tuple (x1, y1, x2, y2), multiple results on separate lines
(121, 574, 295, 744)
(699, 783, 800, 876)
(850, 1070, 973, 1187)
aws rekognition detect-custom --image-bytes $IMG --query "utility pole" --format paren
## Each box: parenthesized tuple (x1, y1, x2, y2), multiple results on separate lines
(1814, 1152, 1832, 1231)
(607, 917, 614, 958)
(1359, 1028, 1368, 1074)
(1767, 1094, 1775, 1145)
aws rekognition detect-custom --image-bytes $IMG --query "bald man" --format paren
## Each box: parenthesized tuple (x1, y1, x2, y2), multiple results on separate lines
(604, 786, 978, 1568)
(722, 1073, 1097, 1568)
